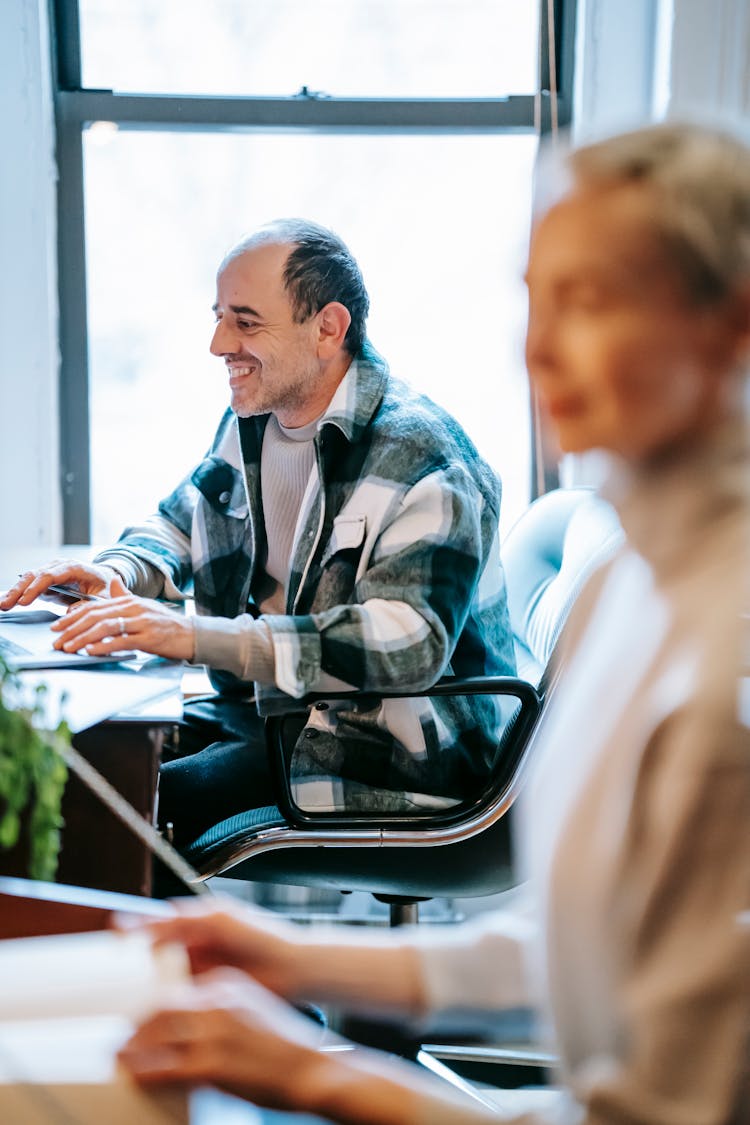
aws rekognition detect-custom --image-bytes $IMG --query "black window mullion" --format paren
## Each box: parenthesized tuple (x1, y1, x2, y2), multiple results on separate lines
(50, 0, 92, 542)
(50, 0, 81, 91)
(56, 119, 91, 544)
(529, 0, 577, 498)
(57, 91, 551, 133)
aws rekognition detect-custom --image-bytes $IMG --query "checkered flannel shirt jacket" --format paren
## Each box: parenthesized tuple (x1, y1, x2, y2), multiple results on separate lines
(97, 344, 516, 812)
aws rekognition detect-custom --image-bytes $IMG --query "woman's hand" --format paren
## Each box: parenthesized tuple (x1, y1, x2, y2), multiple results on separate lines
(50, 576, 195, 661)
(115, 894, 425, 1015)
(116, 896, 306, 998)
(119, 969, 490, 1125)
(118, 970, 329, 1112)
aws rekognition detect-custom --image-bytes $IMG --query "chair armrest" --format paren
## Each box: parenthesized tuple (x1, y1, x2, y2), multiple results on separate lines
(297, 674, 540, 707)
(266, 676, 542, 830)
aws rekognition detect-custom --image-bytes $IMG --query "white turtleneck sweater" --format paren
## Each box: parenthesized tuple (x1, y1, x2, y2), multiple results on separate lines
(187, 414, 319, 682)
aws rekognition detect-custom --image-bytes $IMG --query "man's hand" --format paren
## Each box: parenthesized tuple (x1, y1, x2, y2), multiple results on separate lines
(0, 561, 120, 610)
(50, 576, 195, 661)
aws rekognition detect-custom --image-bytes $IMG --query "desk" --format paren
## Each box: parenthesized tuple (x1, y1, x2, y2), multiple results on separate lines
(0, 876, 172, 938)
(1, 548, 189, 895)
(0, 690, 183, 897)
(63, 708, 175, 896)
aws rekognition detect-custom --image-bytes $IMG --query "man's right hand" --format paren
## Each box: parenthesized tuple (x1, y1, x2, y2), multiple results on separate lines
(0, 561, 122, 610)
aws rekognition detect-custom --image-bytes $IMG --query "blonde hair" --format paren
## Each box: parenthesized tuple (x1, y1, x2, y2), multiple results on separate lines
(568, 122, 750, 305)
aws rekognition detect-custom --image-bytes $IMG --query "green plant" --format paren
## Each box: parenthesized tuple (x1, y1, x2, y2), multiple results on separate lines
(0, 656, 70, 881)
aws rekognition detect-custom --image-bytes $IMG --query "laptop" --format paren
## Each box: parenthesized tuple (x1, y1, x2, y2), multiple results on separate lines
(0, 606, 137, 670)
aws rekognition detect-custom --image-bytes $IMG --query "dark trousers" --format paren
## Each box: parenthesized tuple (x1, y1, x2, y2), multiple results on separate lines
(157, 696, 279, 847)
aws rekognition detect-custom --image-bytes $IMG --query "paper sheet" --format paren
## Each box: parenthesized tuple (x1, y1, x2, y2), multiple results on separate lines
(0, 931, 191, 1122)
(0, 930, 189, 1023)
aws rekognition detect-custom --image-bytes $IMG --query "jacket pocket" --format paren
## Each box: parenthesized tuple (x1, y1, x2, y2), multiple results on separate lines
(311, 514, 368, 610)
(191, 456, 248, 519)
(320, 514, 366, 566)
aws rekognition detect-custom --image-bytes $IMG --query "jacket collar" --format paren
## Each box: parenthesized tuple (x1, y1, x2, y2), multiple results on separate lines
(317, 341, 390, 446)
(236, 341, 390, 454)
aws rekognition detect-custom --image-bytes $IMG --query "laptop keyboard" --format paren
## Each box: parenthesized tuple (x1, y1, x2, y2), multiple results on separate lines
(0, 635, 30, 661)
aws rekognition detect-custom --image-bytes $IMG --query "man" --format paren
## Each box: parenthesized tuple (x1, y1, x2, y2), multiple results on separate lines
(2, 219, 515, 843)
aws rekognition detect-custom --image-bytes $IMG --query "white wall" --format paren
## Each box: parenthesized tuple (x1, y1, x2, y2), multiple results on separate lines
(0, 0, 59, 548)
(669, 0, 750, 119)
(573, 0, 659, 137)
(575, 0, 750, 131)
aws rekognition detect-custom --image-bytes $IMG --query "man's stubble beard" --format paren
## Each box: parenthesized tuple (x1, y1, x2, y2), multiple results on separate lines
(231, 360, 318, 420)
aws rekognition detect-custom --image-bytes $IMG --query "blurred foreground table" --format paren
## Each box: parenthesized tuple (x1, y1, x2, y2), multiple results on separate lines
(0, 879, 328, 1124)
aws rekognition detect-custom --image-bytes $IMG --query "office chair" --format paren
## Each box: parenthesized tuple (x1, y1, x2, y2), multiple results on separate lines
(181, 488, 624, 923)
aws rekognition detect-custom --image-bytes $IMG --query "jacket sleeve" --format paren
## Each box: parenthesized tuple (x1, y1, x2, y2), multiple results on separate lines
(408, 890, 540, 1020)
(93, 509, 193, 601)
(93, 411, 240, 602)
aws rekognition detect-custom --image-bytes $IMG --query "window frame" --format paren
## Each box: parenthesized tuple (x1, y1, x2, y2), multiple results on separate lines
(49, 0, 577, 542)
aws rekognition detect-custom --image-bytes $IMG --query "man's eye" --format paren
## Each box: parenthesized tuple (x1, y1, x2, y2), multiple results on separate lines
(237, 320, 257, 331)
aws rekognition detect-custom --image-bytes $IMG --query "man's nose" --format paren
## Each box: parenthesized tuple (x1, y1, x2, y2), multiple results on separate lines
(210, 318, 237, 357)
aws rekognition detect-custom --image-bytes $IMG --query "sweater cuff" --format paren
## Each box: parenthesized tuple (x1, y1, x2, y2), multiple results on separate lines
(405, 907, 537, 1015)
(192, 614, 276, 684)
(92, 550, 165, 599)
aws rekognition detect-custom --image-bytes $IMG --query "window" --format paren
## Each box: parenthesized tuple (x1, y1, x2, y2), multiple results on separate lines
(79, 0, 541, 98)
(52, 0, 577, 543)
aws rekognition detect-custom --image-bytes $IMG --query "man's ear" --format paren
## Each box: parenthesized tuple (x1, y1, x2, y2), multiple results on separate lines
(316, 302, 352, 358)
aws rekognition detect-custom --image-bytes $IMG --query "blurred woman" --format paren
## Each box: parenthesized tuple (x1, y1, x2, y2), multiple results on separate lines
(120, 122, 750, 1125)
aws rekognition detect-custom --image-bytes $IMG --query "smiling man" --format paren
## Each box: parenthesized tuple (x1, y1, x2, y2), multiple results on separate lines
(3, 219, 515, 845)
(213, 236, 355, 424)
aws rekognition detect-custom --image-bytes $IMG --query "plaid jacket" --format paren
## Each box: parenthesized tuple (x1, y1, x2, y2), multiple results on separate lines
(101, 345, 516, 811)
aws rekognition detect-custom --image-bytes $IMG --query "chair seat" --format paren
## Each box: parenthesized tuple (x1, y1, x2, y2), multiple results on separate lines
(186, 802, 516, 900)
(184, 806, 287, 863)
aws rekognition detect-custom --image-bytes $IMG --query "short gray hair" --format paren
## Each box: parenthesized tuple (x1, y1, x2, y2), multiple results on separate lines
(567, 122, 750, 305)
(221, 219, 369, 355)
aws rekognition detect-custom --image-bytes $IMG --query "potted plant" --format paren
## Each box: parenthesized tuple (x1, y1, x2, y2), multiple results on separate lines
(0, 656, 70, 881)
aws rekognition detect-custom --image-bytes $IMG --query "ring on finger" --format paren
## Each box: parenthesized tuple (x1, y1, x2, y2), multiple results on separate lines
(117, 616, 127, 637)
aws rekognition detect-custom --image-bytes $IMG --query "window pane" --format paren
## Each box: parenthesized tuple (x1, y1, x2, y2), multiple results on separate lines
(84, 129, 534, 545)
(80, 0, 539, 97)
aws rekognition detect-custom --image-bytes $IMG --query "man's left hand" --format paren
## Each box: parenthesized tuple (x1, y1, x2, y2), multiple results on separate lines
(51, 576, 195, 661)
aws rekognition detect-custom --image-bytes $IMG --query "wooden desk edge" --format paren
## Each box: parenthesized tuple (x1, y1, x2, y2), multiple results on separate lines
(0, 876, 175, 939)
